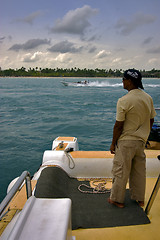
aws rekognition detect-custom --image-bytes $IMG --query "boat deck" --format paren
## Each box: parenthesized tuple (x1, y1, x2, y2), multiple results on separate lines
(72, 177, 160, 240)
(0, 146, 160, 239)
(1, 177, 159, 239)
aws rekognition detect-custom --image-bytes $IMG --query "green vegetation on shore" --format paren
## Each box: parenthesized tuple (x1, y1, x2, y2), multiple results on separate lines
(0, 67, 160, 78)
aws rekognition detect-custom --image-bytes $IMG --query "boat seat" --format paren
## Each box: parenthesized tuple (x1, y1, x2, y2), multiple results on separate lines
(42, 150, 113, 178)
(3, 196, 72, 240)
(41, 150, 160, 179)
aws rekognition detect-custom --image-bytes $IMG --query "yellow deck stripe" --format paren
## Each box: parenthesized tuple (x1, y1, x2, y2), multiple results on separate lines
(7, 180, 37, 210)
(0, 209, 17, 235)
(0, 180, 37, 236)
(70, 150, 160, 159)
(145, 149, 160, 158)
(57, 137, 75, 141)
(71, 151, 112, 158)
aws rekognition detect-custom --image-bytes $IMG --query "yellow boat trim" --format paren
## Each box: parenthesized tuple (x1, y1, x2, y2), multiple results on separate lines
(0, 209, 17, 235)
(145, 149, 160, 158)
(0, 180, 37, 236)
(70, 150, 160, 159)
(57, 137, 75, 141)
(7, 180, 37, 210)
(71, 151, 112, 158)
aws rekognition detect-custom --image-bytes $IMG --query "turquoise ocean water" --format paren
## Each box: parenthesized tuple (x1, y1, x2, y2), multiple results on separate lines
(0, 77, 160, 202)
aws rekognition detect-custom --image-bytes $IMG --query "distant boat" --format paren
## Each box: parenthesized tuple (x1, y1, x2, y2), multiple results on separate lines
(61, 80, 89, 86)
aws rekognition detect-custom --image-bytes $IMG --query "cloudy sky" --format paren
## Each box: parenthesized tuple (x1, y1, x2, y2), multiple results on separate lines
(1, 0, 160, 70)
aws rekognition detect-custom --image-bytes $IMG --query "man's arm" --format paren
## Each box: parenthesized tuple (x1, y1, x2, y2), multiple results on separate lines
(110, 120, 124, 154)
(150, 118, 154, 130)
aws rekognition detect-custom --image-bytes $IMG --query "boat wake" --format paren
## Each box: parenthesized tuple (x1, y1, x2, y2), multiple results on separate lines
(61, 80, 123, 88)
(145, 84, 160, 88)
(61, 80, 160, 88)
(88, 81, 122, 88)
(88, 82, 160, 88)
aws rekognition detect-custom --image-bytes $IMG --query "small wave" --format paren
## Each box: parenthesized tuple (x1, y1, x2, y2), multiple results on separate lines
(90, 82, 160, 88)
(65, 81, 160, 88)
(144, 84, 160, 88)
(88, 81, 122, 87)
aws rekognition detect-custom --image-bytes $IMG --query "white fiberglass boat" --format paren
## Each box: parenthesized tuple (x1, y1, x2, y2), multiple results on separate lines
(61, 80, 89, 87)
(0, 136, 160, 240)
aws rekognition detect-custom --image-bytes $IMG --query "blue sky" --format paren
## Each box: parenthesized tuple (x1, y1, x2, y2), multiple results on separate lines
(0, 0, 160, 70)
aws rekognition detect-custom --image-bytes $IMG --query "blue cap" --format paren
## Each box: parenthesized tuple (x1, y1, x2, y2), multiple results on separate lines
(124, 69, 144, 89)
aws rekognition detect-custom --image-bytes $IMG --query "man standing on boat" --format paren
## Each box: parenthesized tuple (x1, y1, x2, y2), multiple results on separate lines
(108, 69, 156, 208)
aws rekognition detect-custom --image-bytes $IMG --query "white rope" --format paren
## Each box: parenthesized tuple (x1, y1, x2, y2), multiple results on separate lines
(64, 151, 75, 169)
(78, 180, 111, 194)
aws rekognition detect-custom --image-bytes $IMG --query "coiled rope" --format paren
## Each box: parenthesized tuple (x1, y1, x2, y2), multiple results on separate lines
(64, 151, 75, 169)
(78, 180, 111, 194)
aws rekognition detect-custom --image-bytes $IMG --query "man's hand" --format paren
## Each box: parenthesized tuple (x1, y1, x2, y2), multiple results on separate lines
(110, 143, 115, 154)
(110, 120, 124, 154)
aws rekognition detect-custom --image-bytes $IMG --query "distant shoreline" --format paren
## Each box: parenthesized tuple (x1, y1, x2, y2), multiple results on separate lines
(0, 68, 160, 78)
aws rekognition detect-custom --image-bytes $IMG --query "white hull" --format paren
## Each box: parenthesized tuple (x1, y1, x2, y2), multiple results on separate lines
(61, 81, 89, 87)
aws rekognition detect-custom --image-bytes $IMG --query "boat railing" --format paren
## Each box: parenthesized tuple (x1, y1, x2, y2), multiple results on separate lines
(145, 155, 160, 215)
(0, 171, 32, 219)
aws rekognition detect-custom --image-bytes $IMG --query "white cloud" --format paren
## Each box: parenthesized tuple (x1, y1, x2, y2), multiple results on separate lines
(0, 56, 10, 65)
(13, 11, 43, 25)
(0, 37, 5, 43)
(112, 58, 121, 63)
(148, 58, 158, 64)
(9, 39, 51, 51)
(48, 40, 83, 53)
(88, 46, 97, 53)
(22, 52, 43, 62)
(50, 5, 98, 35)
(95, 50, 111, 59)
(147, 46, 160, 54)
(142, 37, 153, 45)
(54, 53, 72, 64)
(115, 12, 156, 35)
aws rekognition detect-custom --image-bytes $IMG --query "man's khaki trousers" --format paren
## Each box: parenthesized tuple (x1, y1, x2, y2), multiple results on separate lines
(110, 140, 146, 203)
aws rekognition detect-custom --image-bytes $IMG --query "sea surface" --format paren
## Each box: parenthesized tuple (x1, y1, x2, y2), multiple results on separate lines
(0, 77, 160, 202)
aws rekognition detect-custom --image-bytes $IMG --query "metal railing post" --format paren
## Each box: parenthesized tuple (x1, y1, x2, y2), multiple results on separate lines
(145, 174, 160, 215)
(25, 175, 32, 199)
(145, 155, 160, 215)
(0, 171, 32, 217)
